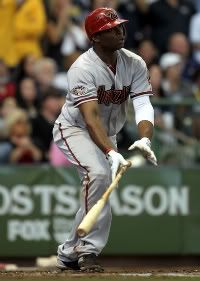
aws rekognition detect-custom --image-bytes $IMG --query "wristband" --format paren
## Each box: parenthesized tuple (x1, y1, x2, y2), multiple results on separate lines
(104, 147, 113, 154)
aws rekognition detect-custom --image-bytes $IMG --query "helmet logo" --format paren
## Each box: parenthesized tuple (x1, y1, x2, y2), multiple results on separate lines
(105, 10, 118, 20)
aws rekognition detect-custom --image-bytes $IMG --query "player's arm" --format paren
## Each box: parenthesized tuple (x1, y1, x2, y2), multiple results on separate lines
(137, 120, 153, 139)
(69, 68, 114, 152)
(79, 100, 114, 153)
(129, 96, 157, 165)
(79, 100, 128, 180)
(133, 95, 154, 140)
(129, 58, 157, 165)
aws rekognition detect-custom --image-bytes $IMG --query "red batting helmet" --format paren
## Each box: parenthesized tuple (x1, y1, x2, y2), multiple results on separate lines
(85, 7, 128, 40)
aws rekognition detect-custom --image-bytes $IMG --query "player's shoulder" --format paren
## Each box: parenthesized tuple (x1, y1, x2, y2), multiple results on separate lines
(69, 48, 95, 72)
(120, 48, 145, 64)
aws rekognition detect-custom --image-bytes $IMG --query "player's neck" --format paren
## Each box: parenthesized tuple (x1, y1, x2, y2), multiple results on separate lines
(93, 46, 117, 66)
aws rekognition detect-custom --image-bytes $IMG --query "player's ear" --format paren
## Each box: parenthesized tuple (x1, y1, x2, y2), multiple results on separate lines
(92, 33, 101, 43)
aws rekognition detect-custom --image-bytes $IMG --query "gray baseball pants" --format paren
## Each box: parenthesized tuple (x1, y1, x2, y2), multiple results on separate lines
(53, 121, 116, 262)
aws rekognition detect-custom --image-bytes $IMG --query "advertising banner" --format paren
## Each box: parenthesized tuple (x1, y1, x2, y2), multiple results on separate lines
(0, 166, 198, 256)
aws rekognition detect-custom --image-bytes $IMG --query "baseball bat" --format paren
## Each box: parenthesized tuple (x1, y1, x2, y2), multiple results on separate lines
(77, 160, 132, 237)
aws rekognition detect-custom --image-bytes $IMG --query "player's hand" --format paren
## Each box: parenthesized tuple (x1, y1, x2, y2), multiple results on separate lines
(107, 150, 128, 181)
(128, 137, 157, 166)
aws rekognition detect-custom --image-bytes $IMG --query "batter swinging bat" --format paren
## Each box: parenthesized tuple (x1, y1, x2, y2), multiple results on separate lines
(77, 160, 132, 237)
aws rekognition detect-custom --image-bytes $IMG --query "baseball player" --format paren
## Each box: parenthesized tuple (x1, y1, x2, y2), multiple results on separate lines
(53, 7, 157, 272)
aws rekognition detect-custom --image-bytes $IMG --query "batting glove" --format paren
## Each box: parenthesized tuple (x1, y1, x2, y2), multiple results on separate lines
(107, 150, 128, 181)
(128, 137, 157, 166)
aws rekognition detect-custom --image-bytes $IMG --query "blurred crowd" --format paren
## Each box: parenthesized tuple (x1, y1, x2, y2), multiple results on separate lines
(0, 0, 200, 166)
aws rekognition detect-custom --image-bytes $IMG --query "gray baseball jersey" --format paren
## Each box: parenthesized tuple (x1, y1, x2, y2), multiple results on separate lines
(56, 47, 152, 135)
(53, 47, 153, 262)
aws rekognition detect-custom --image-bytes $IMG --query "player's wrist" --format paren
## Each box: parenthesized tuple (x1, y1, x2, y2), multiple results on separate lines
(141, 137, 151, 147)
(104, 147, 114, 155)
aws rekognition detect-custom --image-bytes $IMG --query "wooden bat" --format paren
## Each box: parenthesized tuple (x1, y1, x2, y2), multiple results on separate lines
(77, 160, 132, 237)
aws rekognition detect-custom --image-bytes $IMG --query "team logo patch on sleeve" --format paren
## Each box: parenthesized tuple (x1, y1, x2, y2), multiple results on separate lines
(71, 86, 87, 96)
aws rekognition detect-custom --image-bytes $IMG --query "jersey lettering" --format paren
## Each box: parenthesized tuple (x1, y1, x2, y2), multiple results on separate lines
(97, 85, 131, 106)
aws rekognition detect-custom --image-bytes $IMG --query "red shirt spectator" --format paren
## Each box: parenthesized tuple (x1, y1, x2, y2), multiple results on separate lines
(0, 60, 16, 103)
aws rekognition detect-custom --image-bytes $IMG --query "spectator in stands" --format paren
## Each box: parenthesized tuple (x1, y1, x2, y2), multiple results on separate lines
(147, 0, 196, 53)
(16, 77, 39, 118)
(118, 0, 149, 50)
(46, 0, 79, 70)
(168, 32, 190, 58)
(33, 57, 57, 95)
(33, 56, 69, 95)
(14, 0, 46, 65)
(159, 52, 194, 100)
(0, 97, 19, 163)
(14, 54, 38, 84)
(137, 39, 159, 67)
(148, 64, 172, 143)
(5, 109, 43, 164)
(61, 24, 88, 70)
(0, 60, 16, 104)
(30, 88, 64, 160)
(49, 141, 72, 167)
(192, 0, 200, 12)
(52, 71, 68, 93)
(60, 3, 88, 70)
(160, 52, 195, 139)
(0, 142, 12, 164)
(193, 68, 200, 102)
(0, 0, 17, 68)
(45, 0, 88, 71)
(191, 68, 200, 140)
(167, 32, 199, 80)
(189, 12, 200, 65)
(0, 97, 18, 141)
(149, 64, 164, 98)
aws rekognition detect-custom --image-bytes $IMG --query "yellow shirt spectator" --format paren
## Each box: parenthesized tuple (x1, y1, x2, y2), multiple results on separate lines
(0, 0, 17, 67)
(14, 0, 46, 64)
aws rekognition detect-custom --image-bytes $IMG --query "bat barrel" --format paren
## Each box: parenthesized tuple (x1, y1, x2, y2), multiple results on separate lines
(76, 162, 132, 237)
(76, 199, 106, 237)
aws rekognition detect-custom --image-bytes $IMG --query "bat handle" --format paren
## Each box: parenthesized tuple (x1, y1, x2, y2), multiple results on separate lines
(102, 161, 132, 201)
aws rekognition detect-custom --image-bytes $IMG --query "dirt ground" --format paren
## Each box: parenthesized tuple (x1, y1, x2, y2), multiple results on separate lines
(0, 256, 200, 279)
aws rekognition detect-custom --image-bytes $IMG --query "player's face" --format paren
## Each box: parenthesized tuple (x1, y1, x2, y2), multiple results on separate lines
(96, 24, 126, 51)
